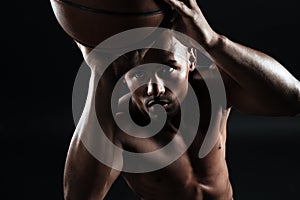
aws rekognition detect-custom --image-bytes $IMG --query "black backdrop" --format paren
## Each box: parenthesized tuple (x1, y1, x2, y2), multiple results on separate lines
(2, 0, 300, 199)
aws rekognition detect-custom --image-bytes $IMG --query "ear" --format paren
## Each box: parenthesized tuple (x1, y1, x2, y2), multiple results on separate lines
(188, 47, 197, 71)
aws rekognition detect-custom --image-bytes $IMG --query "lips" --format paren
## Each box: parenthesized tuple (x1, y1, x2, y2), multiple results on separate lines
(146, 97, 171, 108)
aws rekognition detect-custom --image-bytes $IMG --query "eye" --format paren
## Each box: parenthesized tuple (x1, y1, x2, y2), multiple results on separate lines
(133, 71, 145, 79)
(161, 67, 175, 74)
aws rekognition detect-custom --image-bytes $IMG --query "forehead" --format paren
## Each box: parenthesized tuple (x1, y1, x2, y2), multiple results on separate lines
(123, 34, 189, 64)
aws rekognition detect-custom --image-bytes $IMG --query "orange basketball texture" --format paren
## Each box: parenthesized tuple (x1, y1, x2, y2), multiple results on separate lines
(50, 0, 172, 47)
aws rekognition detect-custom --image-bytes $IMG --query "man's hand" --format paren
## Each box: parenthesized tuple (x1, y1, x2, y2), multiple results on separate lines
(164, 0, 300, 116)
(163, 0, 219, 50)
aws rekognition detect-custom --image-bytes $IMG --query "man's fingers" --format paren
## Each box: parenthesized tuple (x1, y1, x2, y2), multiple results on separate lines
(163, 0, 192, 17)
(188, 0, 198, 9)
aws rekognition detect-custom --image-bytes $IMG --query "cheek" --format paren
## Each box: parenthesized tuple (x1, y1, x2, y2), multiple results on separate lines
(131, 87, 145, 102)
(127, 83, 135, 93)
(176, 71, 189, 99)
(168, 80, 188, 103)
(178, 81, 189, 99)
(171, 70, 189, 86)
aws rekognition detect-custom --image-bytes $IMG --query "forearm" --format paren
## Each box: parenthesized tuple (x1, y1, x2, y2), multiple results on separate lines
(207, 34, 300, 115)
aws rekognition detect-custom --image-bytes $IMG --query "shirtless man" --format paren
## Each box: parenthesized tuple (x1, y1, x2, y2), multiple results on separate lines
(63, 0, 300, 199)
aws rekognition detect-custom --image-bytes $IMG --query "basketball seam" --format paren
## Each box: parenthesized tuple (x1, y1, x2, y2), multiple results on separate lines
(58, 0, 169, 16)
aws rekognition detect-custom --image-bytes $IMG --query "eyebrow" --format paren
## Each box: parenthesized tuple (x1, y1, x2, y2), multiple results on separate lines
(161, 59, 181, 68)
(163, 59, 177, 64)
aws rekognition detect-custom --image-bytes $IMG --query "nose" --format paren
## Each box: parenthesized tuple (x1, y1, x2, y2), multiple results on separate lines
(147, 79, 165, 96)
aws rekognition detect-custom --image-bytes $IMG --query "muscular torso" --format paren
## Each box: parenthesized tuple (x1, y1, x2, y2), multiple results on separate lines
(118, 128, 232, 200)
(110, 70, 233, 200)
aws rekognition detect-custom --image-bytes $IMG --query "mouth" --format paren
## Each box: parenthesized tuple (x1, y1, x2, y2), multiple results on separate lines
(146, 97, 171, 109)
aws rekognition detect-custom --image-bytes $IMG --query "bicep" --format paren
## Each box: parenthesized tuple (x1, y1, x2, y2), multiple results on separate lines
(64, 134, 121, 200)
(218, 66, 268, 115)
(220, 66, 299, 116)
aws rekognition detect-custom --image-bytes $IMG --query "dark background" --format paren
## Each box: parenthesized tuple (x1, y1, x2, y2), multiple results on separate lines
(2, 0, 300, 199)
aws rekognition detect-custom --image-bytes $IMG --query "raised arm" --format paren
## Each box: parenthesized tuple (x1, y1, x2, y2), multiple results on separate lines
(64, 68, 122, 199)
(207, 37, 300, 116)
(163, 0, 300, 116)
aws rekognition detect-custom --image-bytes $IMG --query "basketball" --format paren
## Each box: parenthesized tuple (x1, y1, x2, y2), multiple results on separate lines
(50, 0, 172, 48)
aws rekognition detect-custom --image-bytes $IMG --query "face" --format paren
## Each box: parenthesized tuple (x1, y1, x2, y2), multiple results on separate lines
(76, 31, 197, 117)
(124, 35, 196, 116)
